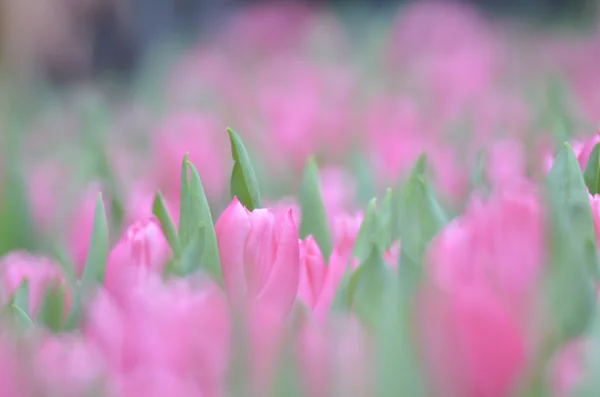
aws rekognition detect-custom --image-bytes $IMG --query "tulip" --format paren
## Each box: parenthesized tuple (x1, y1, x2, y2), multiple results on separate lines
(549, 339, 586, 397)
(577, 132, 600, 170)
(104, 218, 171, 293)
(298, 236, 327, 310)
(417, 285, 528, 397)
(0, 251, 69, 318)
(215, 197, 300, 314)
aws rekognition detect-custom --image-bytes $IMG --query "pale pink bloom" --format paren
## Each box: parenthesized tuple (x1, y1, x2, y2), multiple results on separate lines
(426, 182, 545, 320)
(549, 339, 586, 397)
(263, 197, 301, 227)
(298, 316, 374, 397)
(577, 132, 600, 170)
(67, 184, 108, 278)
(588, 194, 600, 247)
(152, 112, 228, 199)
(104, 218, 171, 294)
(0, 251, 69, 318)
(35, 335, 106, 397)
(486, 140, 527, 188)
(417, 284, 528, 397)
(0, 336, 29, 397)
(332, 211, 363, 262)
(85, 276, 229, 397)
(319, 167, 356, 222)
(215, 197, 300, 314)
(312, 249, 349, 323)
(298, 236, 327, 310)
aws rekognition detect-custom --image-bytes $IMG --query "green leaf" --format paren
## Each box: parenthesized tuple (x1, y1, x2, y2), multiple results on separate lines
(38, 285, 65, 332)
(378, 188, 394, 249)
(393, 155, 447, 285)
(81, 194, 109, 285)
(227, 128, 262, 211)
(544, 142, 598, 343)
(584, 142, 600, 195)
(299, 157, 332, 262)
(346, 246, 392, 327)
(176, 225, 206, 276)
(185, 162, 222, 282)
(178, 153, 192, 247)
(351, 198, 380, 264)
(5, 305, 34, 329)
(152, 192, 181, 259)
(546, 142, 599, 280)
(12, 280, 29, 315)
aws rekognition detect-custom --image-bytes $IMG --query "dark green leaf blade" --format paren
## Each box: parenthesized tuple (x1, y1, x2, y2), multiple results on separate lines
(152, 192, 181, 260)
(583, 142, 600, 195)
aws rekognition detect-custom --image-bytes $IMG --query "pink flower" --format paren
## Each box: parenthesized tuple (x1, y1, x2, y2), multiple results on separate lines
(35, 335, 107, 397)
(332, 211, 363, 262)
(104, 218, 171, 294)
(298, 236, 327, 309)
(486, 140, 527, 188)
(0, 252, 70, 318)
(577, 132, 600, 170)
(85, 276, 229, 397)
(124, 182, 179, 228)
(319, 167, 356, 222)
(549, 339, 586, 397)
(263, 197, 301, 227)
(417, 285, 528, 397)
(589, 193, 600, 247)
(215, 197, 300, 314)
(426, 182, 545, 319)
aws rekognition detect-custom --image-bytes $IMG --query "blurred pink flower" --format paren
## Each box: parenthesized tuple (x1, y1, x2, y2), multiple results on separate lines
(319, 167, 356, 221)
(215, 197, 300, 314)
(426, 181, 545, 320)
(35, 335, 107, 397)
(298, 236, 327, 310)
(152, 112, 228, 200)
(27, 162, 65, 232)
(417, 285, 528, 397)
(589, 194, 600, 247)
(486, 139, 527, 188)
(104, 218, 171, 294)
(0, 251, 70, 318)
(85, 276, 229, 397)
(549, 339, 586, 397)
(332, 211, 363, 262)
(263, 197, 301, 227)
(577, 132, 600, 170)
(124, 182, 179, 228)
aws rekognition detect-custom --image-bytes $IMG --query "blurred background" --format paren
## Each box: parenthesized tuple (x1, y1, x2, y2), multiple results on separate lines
(0, 0, 598, 85)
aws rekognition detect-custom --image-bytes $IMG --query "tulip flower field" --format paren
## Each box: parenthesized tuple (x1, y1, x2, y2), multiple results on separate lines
(2, 1, 600, 396)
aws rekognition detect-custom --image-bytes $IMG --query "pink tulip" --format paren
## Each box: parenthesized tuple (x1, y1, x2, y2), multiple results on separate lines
(215, 197, 300, 314)
(577, 132, 600, 170)
(417, 284, 528, 397)
(589, 193, 600, 247)
(0, 337, 29, 397)
(34, 335, 107, 397)
(85, 275, 229, 397)
(298, 236, 327, 309)
(549, 339, 586, 397)
(426, 182, 545, 319)
(332, 211, 363, 262)
(0, 251, 70, 318)
(486, 140, 527, 188)
(319, 167, 357, 222)
(263, 197, 301, 227)
(104, 218, 171, 294)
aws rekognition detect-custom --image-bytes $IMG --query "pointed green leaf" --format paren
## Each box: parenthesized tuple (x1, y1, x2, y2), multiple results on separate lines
(81, 194, 109, 285)
(546, 142, 598, 279)
(177, 225, 206, 276)
(179, 153, 192, 246)
(152, 192, 181, 259)
(394, 155, 447, 268)
(584, 142, 600, 195)
(347, 246, 392, 327)
(351, 198, 379, 263)
(38, 285, 65, 332)
(12, 280, 29, 315)
(299, 157, 332, 261)
(227, 128, 262, 211)
(186, 162, 222, 281)
(544, 143, 598, 343)
(5, 305, 34, 329)
(378, 188, 394, 249)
